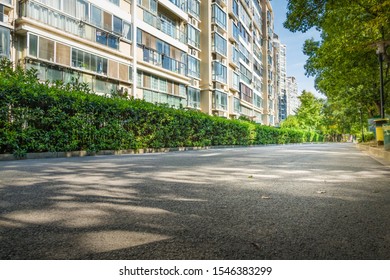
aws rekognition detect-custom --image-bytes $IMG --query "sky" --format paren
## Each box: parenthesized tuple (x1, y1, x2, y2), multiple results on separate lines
(271, 0, 322, 97)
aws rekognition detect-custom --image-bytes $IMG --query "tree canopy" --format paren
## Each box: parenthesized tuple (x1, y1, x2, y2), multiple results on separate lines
(284, 0, 390, 133)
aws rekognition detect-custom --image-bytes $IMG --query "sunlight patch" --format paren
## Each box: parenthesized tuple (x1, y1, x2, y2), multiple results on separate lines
(80, 230, 170, 253)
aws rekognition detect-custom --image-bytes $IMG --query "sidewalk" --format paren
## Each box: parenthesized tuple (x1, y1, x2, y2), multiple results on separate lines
(356, 143, 390, 166)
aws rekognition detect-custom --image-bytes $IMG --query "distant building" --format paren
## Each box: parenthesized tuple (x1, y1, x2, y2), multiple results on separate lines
(273, 34, 287, 124)
(287, 76, 300, 116)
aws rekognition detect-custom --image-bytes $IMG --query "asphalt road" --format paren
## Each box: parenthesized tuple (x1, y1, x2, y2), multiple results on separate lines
(1, 143, 390, 259)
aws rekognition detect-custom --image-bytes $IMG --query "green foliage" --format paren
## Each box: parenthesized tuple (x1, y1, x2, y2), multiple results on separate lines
(0, 60, 322, 156)
(285, 0, 390, 137)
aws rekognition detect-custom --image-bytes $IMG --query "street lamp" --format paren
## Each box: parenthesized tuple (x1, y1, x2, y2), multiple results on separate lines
(376, 42, 386, 119)
(374, 42, 388, 145)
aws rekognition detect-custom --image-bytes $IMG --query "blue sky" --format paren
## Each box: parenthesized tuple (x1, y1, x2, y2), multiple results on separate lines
(271, 0, 322, 97)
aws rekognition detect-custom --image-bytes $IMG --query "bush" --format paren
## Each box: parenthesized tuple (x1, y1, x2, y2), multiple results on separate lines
(0, 59, 322, 155)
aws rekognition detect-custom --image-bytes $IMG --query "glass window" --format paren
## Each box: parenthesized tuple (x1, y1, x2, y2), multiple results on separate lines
(119, 63, 129, 81)
(91, 5, 102, 28)
(96, 29, 107, 45)
(76, 0, 89, 20)
(63, 0, 76, 17)
(113, 16, 122, 35)
(212, 61, 227, 84)
(0, 26, 10, 59)
(187, 24, 200, 49)
(187, 0, 200, 19)
(108, 0, 120, 6)
(187, 55, 200, 79)
(103, 11, 112, 31)
(212, 4, 226, 30)
(28, 33, 38, 58)
(213, 90, 227, 110)
(123, 21, 132, 41)
(187, 87, 200, 108)
(56, 42, 71, 66)
(108, 34, 119, 49)
(213, 32, 227, 56)
(39, 37, 55, 61)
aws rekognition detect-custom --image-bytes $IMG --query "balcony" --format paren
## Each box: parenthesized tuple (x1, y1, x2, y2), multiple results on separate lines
(139, 44, 186, 76)
(20, 0, 121, 50)
(142, 9, 186, 44)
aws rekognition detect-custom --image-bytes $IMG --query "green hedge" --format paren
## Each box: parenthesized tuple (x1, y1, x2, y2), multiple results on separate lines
(0, 60, 322, 157)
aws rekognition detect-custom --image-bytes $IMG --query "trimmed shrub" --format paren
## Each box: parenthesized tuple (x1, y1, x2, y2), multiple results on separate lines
(0, 60, 322, 155)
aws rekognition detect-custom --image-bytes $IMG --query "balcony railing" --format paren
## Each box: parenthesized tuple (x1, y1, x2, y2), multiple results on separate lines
(20, 0, 120, 50)
(139, 44, 186, 76)
(143, 9, 186, 44)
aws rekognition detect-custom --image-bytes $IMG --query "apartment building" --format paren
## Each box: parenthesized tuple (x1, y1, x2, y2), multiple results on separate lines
(287, 76, 300, 116)
(1, 0, 280, 125)
(273, 33, 287, 124)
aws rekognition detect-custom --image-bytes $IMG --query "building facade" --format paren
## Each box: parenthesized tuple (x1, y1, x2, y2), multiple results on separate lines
(287, 76, 300, 116)
(273, 33, 287, 124)
(1, 0, 280, 126)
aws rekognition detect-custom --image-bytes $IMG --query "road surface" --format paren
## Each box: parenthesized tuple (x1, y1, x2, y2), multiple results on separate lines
(0, 143, 389, 259)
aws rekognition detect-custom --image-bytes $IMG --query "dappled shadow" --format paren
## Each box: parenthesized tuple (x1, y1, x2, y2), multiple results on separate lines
(1, 144, 390, 259)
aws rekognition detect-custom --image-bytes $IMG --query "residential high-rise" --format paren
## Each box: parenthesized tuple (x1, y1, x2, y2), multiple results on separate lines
(273, 33, 287, 124)
(287, 76, 300, 116)
(1, 0, 280, 126)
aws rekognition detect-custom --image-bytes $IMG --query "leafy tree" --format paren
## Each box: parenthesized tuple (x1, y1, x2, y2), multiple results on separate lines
(280, 115, 300, 129)
(295, 90, 324, 130)
(284, 0, 390, 134)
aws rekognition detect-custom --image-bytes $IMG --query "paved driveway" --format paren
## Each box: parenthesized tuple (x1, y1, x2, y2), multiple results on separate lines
(1, 143, 389, 259)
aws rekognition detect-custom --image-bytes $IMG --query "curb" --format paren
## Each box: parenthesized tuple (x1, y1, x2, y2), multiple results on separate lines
(0, 142, 325, 162)
(355, 143, 390, 165)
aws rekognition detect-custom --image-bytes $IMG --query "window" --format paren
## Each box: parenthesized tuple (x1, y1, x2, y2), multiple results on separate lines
(96, 29, 107, 45)
(108, 0, 120, 5)
(187, 87, 200, 109)
(71, 48, 108, 75)
(232, 46, 239, 65)
(39, 37, 55, 61)
(188, 55, 200, 79)
(113, 16, 122, 35)
(123, 21, 132, 41)
(76, 0, 88, 20)
(240, 82, 253, 103)
(212, 61, 227, 84)
(213, 90, 227, 111)
(234, 98, 241, 113)
(254, 93, 262, 108)
(232, 0, 239, 18)
(108, 60, 118, 79)
(91, 5, 102, 28)
(187, 0, 200, 19)
(232, 71, 239, 90)
(0, 26, 10, 58)
(212, 4, 226, 30)
(240, 63, 252, 84)
(103, 11, 112, 31)
(56, 42, 71, 66)
(28, 33, 38, 58)
(187, 24, 200, 49)
(213, 32, 227, 56)
(108, 34, 119, 49)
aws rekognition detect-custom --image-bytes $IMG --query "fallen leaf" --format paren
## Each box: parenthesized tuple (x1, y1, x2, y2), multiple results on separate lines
(248, 175, 253, 178)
